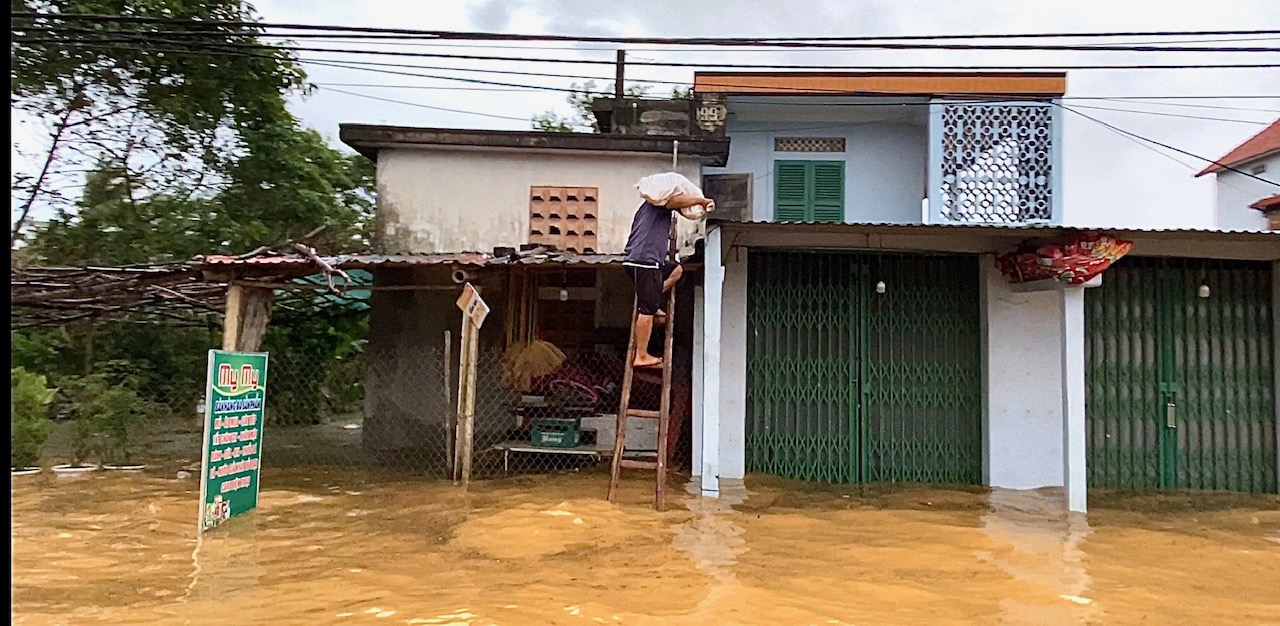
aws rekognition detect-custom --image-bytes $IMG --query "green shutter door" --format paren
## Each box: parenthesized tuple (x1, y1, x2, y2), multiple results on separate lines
(774, 161, 809, 222)
(1086, 258, 1277, 493)
(745, 251, 863, 482)
(811, 162, 845, 223)
(773, 160, 845, 223)
(746, 251, 982, 484)
(864, 255, 983, 484)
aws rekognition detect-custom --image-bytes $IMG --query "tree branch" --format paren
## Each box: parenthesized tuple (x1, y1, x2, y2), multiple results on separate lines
(12, 95, 80, 248)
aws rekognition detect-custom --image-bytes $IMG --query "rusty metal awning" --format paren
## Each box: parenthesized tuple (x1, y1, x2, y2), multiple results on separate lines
(194, 251, 630, 278)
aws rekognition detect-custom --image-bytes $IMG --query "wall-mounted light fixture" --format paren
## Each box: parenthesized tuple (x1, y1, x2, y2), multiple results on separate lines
(876, 281, 887, 294)
(1198, 284, 1211, 299)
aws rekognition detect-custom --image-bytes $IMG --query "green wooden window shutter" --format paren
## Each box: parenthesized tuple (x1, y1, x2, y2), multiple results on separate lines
(811, 161, 845, 223)
(773, 160, 845, 223)
(774, 161, 809, 222)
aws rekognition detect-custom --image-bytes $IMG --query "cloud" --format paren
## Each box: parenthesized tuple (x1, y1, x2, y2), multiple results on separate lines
(468, 0, 525, 31)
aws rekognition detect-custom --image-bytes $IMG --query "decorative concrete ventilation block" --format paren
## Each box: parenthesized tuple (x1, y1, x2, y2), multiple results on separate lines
(529, 186, 599, 252)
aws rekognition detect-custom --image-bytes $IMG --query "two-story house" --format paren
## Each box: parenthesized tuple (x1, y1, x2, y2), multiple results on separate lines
(687, 72, 1279, 511)
(1195, 118, 1280, 231)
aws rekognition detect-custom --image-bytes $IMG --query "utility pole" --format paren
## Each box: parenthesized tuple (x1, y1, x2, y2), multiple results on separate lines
(615, 50, 626, 100)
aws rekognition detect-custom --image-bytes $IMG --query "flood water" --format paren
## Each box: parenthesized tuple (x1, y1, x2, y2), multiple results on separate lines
(12, 468, 1280, 625)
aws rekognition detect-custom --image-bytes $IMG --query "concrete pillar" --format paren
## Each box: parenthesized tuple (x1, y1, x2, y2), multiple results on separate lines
(1060, 287, 1088, 513)
(982, 259, 1065, 490)
(692, 285, 704, 476)
(700, 227, 724, 495)
(1273, 261, 1279, 485)
(720, 246, 748, 480)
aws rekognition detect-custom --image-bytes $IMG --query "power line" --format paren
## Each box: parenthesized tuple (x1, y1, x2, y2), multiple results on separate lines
(318, 86, 547, 123)
(77, 30, 1280, 54)
(17, 37, 1280, 80)
(316, 82, 537, 93)
(13, 13, 1280, 46)
(1066, 103, 1273, 125)
(1084, 111, 1266, 202)
(1101, 100, 1280, 113)
(20, 39, 1280, 117)
(314, 81, 1280, 110)
(15, 28, 1280, 53)
(15, 33, 1280, 72)
(1059, 104, 1280, 187)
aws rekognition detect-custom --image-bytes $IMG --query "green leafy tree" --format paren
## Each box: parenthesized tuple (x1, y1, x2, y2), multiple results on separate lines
(58, 368, 158, 466)
(11, 367, 57, 469)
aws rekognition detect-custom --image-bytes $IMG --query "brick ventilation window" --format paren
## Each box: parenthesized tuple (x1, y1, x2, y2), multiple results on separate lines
(775, 137, 847, 153)
(529, 187, 599, 253)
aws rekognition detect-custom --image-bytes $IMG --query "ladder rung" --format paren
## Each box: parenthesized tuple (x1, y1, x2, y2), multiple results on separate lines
(619, 459, 658, 470)
(626, 408, 661, 419)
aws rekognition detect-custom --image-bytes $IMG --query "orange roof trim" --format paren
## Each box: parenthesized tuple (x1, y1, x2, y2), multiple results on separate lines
(1197, 118, 1280, 177)
(693, 71, 1067, 97)
(1250, 194, 1280, 212)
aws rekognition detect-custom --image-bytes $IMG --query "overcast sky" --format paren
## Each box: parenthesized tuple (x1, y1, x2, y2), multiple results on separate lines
(14, 0, 1280, 230)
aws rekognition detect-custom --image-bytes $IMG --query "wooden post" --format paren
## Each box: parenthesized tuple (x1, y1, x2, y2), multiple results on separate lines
(460, 325, 478, 484)
(614, 50, 626, 100)
(453, 320, 474, 482)
(453, 283, 489, 485)
(222, 284, 244, 351)
(444, 330, 454, 478)
(237, 287, 273, 352)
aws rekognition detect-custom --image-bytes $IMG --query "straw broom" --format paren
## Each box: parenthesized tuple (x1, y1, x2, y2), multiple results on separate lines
(501, 271, 565, 392)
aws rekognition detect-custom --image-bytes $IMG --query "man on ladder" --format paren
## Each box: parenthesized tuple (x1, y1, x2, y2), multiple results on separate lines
(621, 191, 713, 368)
(610, 176, 713, 510)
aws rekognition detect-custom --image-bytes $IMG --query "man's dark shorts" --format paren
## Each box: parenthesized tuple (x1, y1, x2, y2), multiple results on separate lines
(625, 261, 678, 316)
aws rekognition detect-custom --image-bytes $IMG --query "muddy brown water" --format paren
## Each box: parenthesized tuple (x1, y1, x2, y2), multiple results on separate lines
(12, 468, 1280, 625)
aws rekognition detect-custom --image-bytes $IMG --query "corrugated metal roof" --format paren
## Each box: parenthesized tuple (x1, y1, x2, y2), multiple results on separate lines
(196, 252, 626, 269)
(710, 218, 1280, 236)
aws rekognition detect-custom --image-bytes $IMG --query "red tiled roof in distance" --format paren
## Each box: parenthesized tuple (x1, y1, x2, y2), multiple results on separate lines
(1250, 194, 1280, 212)
(1196, 118, 1280, 177)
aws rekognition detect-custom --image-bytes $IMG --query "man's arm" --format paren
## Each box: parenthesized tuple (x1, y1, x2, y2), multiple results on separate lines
(664, 192, 714, 211)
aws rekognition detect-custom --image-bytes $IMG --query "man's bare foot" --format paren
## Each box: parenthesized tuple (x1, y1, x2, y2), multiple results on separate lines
(633, 354, 663, 369)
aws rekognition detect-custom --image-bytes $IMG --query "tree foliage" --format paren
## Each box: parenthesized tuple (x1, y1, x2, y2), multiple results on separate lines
(11, 0, 307, 245)
(28, 124, 376, 265)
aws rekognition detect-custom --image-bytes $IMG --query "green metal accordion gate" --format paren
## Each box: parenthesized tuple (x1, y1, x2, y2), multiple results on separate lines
(1086, 257, 1277, 493)
(745, 251, 983, 484)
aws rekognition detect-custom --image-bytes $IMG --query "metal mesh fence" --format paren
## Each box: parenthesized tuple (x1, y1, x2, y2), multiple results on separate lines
(35, 315, 695, 481)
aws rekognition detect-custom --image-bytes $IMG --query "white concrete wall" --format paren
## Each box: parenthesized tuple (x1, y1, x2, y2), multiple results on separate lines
(982, 258, 1068, 489)
(1213, 153, 1278, 231)
(703, 121, 927, 224)
(376, 147, 703, 254)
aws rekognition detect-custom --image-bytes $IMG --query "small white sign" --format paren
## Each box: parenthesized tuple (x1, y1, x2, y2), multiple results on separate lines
(455, 282, 490, 328)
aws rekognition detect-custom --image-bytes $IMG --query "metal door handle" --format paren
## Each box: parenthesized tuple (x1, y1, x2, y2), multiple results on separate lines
(1165, 402, 1177, 429)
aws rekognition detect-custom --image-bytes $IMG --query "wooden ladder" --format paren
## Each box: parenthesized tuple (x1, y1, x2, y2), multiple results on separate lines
(607, 221, 678, 511)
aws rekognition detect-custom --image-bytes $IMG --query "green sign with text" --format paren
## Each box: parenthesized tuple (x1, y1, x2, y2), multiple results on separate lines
(199, 350, 269, 532)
